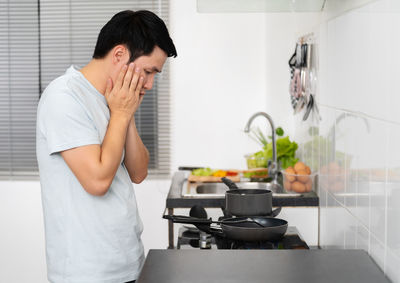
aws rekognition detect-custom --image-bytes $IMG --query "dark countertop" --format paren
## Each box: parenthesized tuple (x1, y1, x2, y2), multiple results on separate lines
(137, 249, 391, 283)
(167, 171, 319, 208)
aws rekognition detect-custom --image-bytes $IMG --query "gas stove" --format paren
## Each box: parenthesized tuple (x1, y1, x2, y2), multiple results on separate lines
(177, 226, 309, 250)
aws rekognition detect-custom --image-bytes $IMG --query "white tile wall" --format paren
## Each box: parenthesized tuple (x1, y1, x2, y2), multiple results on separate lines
(356, 223, 369, 252)
(386, 250, 400, 282)
(299, 0, 400, 281)
(370, 233, 386, 271)
(386, 122, 400, 259)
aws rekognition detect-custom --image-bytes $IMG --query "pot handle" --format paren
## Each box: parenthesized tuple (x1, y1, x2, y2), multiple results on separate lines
(221, 177, 239, 190)
(163, 215, 212, 225)
(271, 207, 282, 217)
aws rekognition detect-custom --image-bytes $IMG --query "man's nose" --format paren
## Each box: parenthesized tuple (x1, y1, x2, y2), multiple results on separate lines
(143, 74, 154, 90)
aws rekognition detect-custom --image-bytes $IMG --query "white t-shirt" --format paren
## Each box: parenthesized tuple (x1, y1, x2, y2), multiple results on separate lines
(36, 66, 145, 283)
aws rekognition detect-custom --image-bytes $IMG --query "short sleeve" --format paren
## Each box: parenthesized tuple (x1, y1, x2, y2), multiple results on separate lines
(39, 92, 100, 155)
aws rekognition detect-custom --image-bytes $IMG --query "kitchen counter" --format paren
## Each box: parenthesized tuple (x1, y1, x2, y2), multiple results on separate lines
(137, 249, 390, 283)
(165, 171, 319, 248)
(167, 171, 319, 208)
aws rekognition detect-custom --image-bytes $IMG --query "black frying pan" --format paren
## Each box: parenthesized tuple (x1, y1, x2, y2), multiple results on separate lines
(163, 215, 288, 242)
(221, 217, 287, 241)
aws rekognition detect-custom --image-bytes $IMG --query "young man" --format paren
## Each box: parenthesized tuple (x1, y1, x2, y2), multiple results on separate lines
(36, 10, 177, 283)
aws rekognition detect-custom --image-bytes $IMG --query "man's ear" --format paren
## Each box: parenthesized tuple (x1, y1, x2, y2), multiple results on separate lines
(111, 45, 128, 65)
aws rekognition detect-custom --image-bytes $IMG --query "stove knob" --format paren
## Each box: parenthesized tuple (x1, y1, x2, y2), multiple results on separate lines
(199, 232, 211, 249)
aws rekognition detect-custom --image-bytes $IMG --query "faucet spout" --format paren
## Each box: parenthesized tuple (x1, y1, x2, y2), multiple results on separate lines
(244, 112, 279, 182)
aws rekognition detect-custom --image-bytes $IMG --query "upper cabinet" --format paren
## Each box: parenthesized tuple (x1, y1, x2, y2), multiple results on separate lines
(197, 0, 326, 13)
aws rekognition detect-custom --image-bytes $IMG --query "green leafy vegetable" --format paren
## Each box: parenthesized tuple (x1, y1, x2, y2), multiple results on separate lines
(249, 128, 269, 147)
(263, 136, 298, 169)
(247, 128, 299, 170)
(191, 167, 215, 176)
(276, 127, 284, 136)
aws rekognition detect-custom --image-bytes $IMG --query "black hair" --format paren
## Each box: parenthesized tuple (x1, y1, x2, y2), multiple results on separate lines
(93, 10, 177, 62)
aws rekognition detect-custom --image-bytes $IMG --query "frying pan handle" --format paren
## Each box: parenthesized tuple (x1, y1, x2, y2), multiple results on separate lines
(209, 227, 224, 236)
(163, 215, 212, 225)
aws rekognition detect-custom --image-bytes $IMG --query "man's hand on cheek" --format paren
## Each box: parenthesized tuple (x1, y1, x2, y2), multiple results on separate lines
(105, 63, 144, 119)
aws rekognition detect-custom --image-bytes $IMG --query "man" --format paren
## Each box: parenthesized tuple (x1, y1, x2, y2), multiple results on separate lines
(36, 10, 177, 283)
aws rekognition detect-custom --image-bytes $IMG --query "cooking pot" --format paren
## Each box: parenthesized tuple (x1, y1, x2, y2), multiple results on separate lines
(222, 177, 276, 217)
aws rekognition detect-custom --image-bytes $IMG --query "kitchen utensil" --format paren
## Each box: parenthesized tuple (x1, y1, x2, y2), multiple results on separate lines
(189, 205, 208, 219)
(178, 166, 204, 171)
(188, 205, 210, 232)
(221, 177, 239, 190)
(290, 68, 302, 99)
(221, 177, 274, 216)
(301, 44, 308, 67)
(306, 43, 312, 69)
(303, 94, 314, 121)
(289, 44, 297, 68)
(296, 44, 302, 68)
(221, 217, 287, 241)
(294, 95, 306, 114)
(221, 206, 281, 218)
(164, 215, 288, 242)
(164, 215, 265, 227)
(225, 189, 273, 216)
(312, 99, 321, 121)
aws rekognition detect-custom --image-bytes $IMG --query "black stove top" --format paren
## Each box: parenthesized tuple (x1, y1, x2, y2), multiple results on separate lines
(177, 226, 309, 250)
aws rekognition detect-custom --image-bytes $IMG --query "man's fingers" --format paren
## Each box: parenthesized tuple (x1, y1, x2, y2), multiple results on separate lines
(135, 76, 145, 97)
(138, 94, 145, 105)
(129, 67, 142, 94)
(122, 63, 135, 90)
(115, 64, 128, 89)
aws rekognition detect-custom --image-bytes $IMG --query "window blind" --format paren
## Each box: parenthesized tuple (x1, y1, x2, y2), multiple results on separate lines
(0, 0, 171, 178)
(0, 0, 39, 178)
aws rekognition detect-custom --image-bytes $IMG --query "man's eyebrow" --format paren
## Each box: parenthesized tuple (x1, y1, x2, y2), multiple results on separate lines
(152, 67, 161, 73)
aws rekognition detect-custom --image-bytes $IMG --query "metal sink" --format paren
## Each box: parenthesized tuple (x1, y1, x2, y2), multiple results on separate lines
(182, 181, 300, 198)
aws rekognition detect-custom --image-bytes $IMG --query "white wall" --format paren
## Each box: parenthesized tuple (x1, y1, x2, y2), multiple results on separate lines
(170, 0, 320, 171)
(170, 0, 268, 170)
(0, 181, 46, 282)
(296, 0, 400, 282)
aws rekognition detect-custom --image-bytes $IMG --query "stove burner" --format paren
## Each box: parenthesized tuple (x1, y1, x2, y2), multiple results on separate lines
(177, 226, 309, 250)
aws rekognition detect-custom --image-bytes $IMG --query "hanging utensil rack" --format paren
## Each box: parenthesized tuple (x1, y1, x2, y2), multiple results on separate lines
(288, 32, 321, 122)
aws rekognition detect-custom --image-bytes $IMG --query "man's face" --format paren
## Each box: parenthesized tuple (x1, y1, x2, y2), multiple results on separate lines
(123, 46, 167, 95)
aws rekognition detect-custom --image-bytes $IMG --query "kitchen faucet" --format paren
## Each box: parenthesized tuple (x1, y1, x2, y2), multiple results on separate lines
(244, 112, 281, 189)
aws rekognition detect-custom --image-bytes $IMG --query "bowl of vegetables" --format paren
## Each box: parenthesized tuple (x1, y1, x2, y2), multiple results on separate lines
(244, 154, 267, 169)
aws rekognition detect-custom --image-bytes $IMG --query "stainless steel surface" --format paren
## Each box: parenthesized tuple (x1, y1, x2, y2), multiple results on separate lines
(182, 181, 300, 198)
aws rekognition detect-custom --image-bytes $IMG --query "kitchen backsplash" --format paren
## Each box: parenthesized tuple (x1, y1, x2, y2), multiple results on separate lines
(295, 0, 400, 282)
